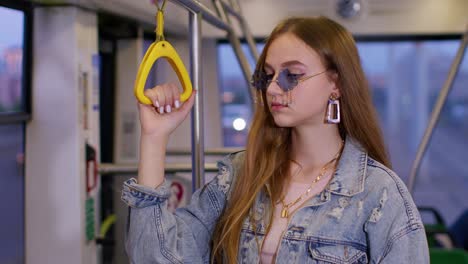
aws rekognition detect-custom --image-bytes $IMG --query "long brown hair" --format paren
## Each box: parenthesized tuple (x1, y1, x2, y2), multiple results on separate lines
(211, 16, 390, 263)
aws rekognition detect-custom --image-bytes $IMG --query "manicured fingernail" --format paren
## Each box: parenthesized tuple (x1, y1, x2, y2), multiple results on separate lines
(166, 105, 172, 113)
(174, 100, 180, 109)
(155, 100, 160, 108)
(159, 106, 164, 114)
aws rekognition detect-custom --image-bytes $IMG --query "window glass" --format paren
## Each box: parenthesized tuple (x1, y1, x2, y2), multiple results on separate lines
(217, 44, 262, 147)
(357, 40, 468, 226)
(0, 124, 25, 263)
(0, 6, 24, 113)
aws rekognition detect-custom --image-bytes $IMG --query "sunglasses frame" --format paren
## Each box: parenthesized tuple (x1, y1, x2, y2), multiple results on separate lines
(251, 69, 328, 92)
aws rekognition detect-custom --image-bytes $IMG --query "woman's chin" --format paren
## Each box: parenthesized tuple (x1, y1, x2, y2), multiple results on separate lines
(272, 116, 295, 128)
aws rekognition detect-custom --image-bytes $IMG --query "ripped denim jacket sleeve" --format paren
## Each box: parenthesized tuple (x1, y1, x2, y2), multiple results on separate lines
(121, 153, 238, 264)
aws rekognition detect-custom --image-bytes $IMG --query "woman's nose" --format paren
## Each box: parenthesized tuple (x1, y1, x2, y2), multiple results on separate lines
(266, 79, 283, 95)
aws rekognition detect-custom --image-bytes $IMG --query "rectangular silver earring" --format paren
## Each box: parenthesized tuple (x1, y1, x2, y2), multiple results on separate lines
(326, 98, 340, 123)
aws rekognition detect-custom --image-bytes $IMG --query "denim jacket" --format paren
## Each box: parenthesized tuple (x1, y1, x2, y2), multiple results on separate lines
(121, 138, 429, 263)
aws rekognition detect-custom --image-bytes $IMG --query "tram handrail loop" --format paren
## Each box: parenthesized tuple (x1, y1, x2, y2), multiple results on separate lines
(134, 0, 193, 105)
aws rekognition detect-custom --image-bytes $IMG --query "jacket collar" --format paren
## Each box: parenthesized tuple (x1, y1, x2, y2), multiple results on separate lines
(326, 137, 368, 197)
(252, 137, 368, 219)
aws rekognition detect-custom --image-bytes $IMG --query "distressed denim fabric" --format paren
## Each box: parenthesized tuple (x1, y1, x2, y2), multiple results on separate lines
(122, 138, 429, 263)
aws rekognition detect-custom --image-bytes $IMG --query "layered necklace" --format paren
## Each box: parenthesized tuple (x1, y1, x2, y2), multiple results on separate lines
(279, 141, 344, 218)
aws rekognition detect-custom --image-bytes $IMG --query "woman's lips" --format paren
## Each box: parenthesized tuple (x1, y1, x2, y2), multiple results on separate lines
(271, 102, 287, 111)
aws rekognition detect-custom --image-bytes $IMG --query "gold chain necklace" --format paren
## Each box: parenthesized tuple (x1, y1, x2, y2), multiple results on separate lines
(279, 141, 344, 218)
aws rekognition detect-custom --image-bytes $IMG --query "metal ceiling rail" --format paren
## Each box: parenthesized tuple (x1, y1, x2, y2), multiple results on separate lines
(407, 25, 468, 193)
(171, 0, 230, 31)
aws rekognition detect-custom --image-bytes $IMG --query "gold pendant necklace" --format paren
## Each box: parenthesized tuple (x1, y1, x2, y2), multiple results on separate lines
(279, 141, 344, 218)
(279, 163, 331, 218)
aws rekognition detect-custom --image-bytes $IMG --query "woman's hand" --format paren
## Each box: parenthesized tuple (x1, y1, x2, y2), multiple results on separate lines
(138, 83, 196, 139)
(136, 83, 196, 188)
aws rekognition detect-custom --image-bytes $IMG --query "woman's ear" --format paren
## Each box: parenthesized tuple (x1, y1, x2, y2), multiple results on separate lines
(329, 72, 341, 98)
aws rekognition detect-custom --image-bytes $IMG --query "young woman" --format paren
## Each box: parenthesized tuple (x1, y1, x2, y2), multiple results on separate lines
(122, 16, 429, 263)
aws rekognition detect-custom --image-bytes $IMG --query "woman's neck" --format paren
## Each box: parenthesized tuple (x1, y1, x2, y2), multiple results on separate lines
(291, 124, 343, 172)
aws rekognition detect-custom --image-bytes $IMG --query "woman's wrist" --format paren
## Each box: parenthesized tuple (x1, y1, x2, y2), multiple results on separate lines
(138, 134, 169, 188)
(141, 133, 170, 145)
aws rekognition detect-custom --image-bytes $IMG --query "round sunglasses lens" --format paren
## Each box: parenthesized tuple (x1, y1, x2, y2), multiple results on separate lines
(278, 70, 296, 91)
(252, 71, 267, 90)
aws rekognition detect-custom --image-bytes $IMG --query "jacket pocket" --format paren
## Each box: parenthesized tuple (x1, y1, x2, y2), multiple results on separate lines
(309, 244, 368, 264)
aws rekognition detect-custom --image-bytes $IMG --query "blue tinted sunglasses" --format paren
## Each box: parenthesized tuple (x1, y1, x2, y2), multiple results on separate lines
(251, 68, 328, 92)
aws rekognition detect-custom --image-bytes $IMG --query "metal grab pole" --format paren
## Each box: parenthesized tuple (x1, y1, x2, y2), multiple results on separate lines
(407, 26, 468, 193)
(212, 0, 254, 106)
(219, 0, 241, 19)
(220, 0, 259, 61)
(229, 32, 254, 103)
(190, 11, 205, 191)
(240, 18, 259, 61)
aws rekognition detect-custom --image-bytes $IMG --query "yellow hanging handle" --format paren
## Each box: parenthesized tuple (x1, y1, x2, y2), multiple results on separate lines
(134, 10, 193, 105)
